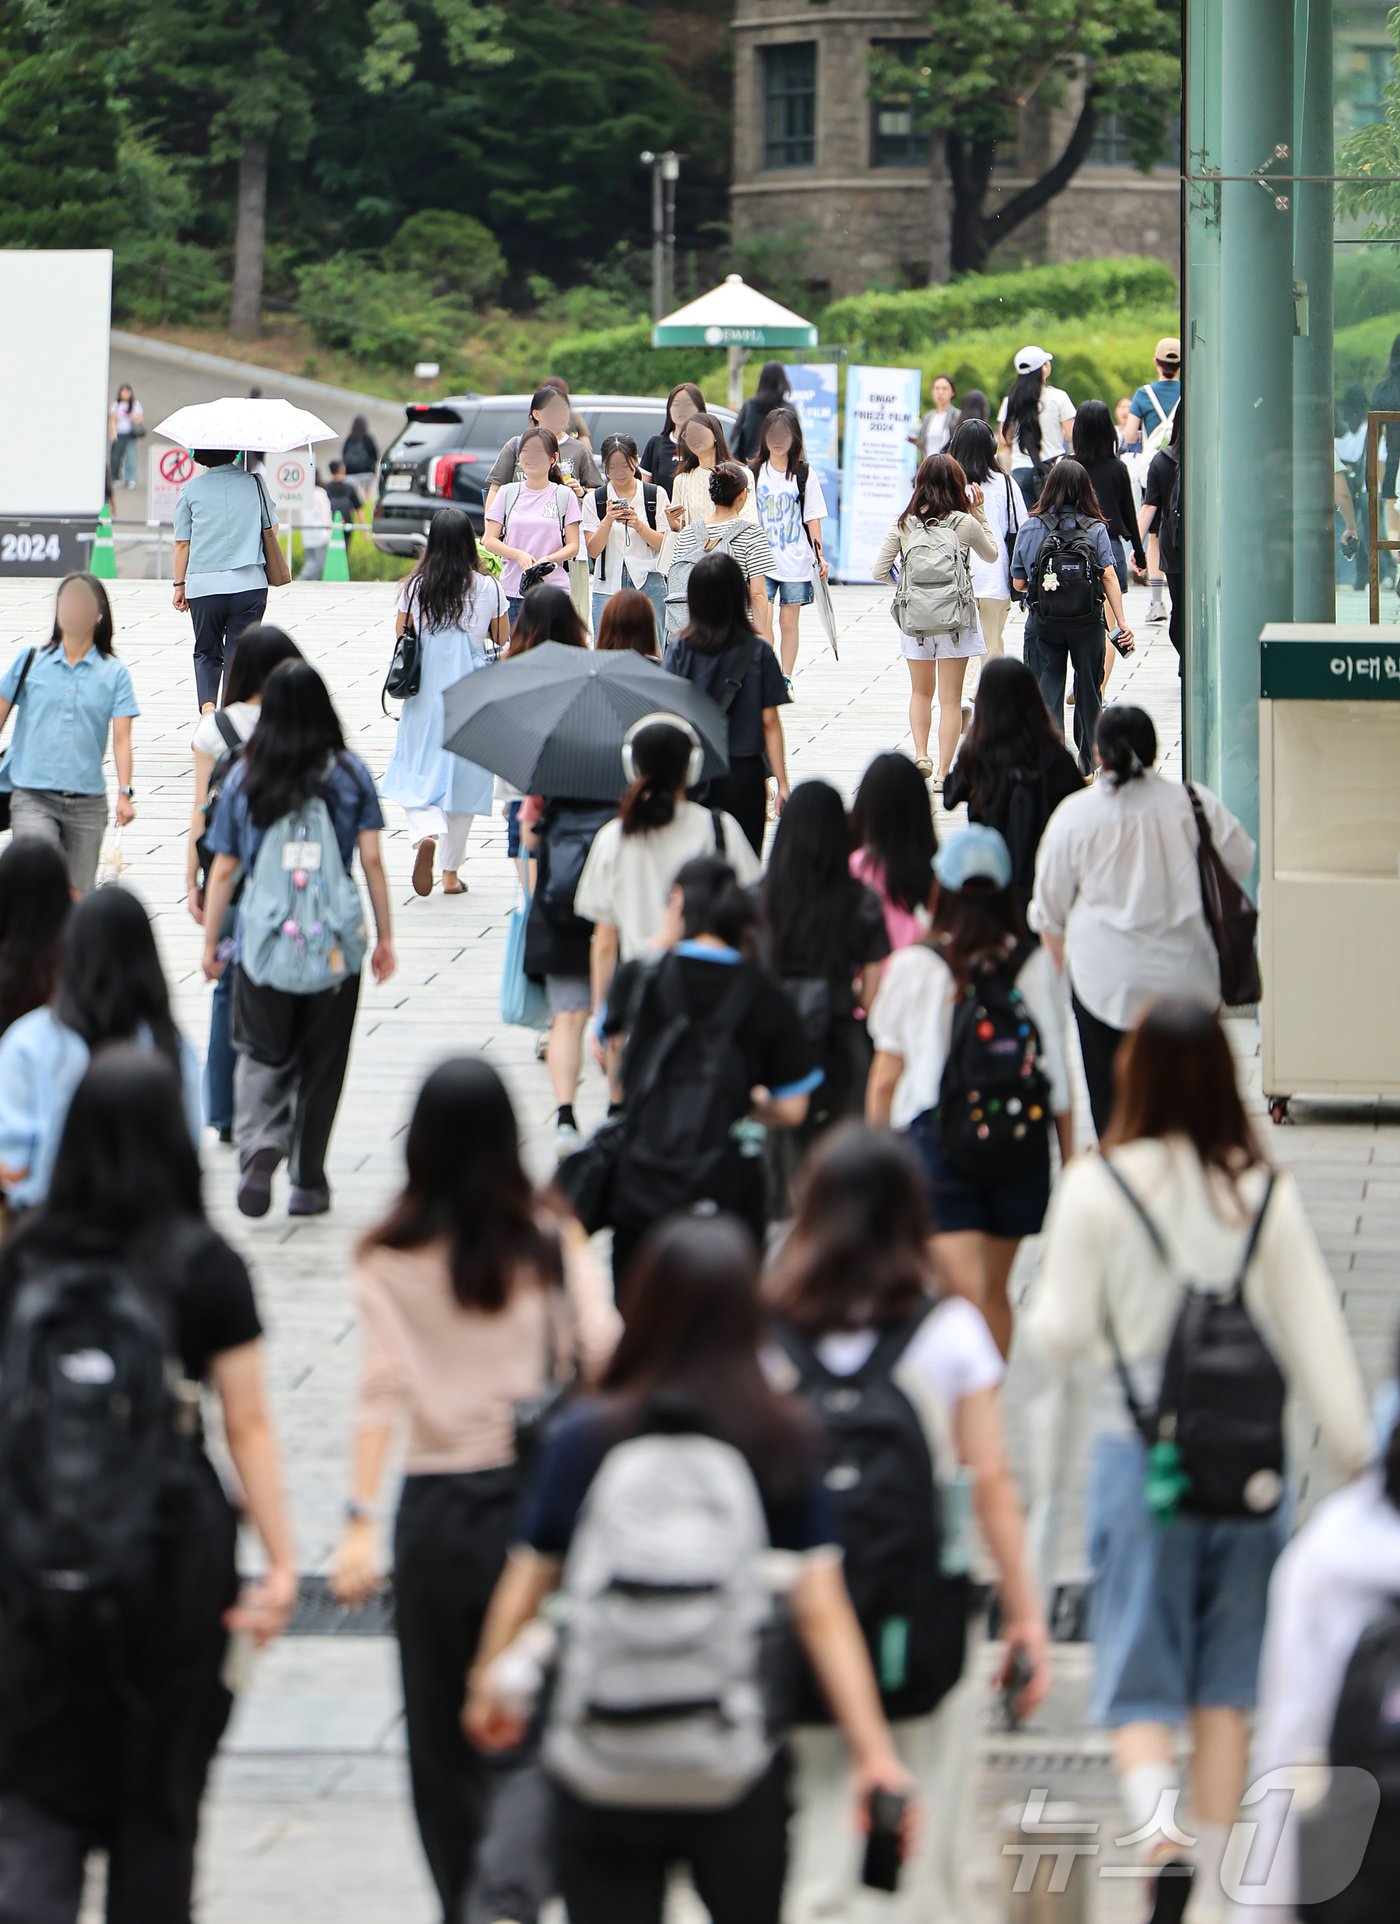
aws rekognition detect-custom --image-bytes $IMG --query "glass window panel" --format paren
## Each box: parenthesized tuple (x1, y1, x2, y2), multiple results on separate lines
(763, 43, 817, 171)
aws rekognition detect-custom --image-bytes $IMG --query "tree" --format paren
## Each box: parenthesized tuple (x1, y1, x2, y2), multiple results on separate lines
(880, 0, 1179, 276)
(0, 11, 121, 248)
(1339, 4, 1400, 238)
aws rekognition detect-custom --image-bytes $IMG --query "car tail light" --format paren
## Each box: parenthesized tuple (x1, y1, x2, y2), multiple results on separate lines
(431, 453, 479, 496)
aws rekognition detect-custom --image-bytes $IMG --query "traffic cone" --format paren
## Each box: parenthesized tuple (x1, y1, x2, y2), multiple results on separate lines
(323, 512, 350, 583)
(91, 505, 117, 580)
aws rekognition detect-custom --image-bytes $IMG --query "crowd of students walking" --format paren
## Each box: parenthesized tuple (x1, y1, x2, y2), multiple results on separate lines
(0, 343, 1390, 1924)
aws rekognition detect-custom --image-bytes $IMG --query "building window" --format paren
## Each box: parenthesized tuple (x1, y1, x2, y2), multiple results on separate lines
(1347, 43, 1390, 127)
(870, 40, 929, 169)
(763, 42, 817, 170)
(1088, 110, 1180, 171)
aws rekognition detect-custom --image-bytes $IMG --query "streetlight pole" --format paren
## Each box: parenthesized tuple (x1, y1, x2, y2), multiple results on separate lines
(641, 149, 681, 319)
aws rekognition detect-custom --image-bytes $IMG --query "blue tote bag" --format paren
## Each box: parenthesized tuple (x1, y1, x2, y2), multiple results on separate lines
(500, 854, 549, 1030)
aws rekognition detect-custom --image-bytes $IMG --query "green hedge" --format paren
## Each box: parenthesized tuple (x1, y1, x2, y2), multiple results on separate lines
(908, 310, 1176, 414)
(1335, 309, 1400, 388)
(823, 258, 1179, 360)
(548, 323, 725, 399)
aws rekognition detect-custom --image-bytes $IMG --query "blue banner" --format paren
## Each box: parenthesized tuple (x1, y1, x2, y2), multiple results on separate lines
(785, 363, 840, 579)
(838, 365, 922, 582)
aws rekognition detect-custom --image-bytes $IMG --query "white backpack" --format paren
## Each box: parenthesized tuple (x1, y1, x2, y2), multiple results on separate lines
(891, 516, 975, 638)
(545, 1432, 778, 1810)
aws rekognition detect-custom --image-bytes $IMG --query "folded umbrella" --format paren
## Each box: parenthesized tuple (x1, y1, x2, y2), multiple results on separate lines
(813, 571, 840, 660)
(153, 397, 336, 453)
(443, 643, 730, 803)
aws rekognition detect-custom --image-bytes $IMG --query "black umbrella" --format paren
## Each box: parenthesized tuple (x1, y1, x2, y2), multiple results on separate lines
(442, 643, 731, 802)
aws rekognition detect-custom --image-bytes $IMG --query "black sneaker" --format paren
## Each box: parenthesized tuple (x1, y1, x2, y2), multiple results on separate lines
(236, 1148, 281, 1218)
(1146, 1859, 1194, 1924)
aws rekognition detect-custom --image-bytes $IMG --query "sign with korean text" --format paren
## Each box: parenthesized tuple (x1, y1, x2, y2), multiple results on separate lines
(837, 365, 921, 582)
(1261, 637, 1400, 699)
(148, 445, 194, 527)
(266, 452, 315, 527)
(784, 363, 841, 579)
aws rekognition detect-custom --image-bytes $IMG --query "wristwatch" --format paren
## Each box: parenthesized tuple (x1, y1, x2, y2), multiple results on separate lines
(118, 785, 135, 797)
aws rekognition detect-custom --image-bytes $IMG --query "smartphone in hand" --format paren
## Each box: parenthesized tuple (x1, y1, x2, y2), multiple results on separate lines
(1107, 625, 1136, 657)
(861, 1788, 909, 1892)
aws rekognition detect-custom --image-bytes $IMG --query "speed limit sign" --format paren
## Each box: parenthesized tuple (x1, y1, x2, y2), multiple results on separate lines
(148, 446, 195, 526)
(267, 453, 315, 526)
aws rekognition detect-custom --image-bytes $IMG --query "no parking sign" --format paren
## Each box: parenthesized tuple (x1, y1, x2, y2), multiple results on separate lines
(148, 446, 195, 527)
(267, 452, 315, 527)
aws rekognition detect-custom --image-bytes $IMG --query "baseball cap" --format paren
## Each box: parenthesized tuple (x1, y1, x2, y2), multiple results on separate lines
(933, 825, 1013, 895)
(1014, 345, 1052, 375)
(1155, 337, 1181, 366)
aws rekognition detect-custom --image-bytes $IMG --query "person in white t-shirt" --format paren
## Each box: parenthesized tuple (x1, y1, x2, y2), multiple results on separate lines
(949, 416, 1021, 662)
(766, 1124, 1050, 1924)
(581, 433, 670, 646)
(574, 714, 758, 1026)
(750, 406, 829, 681)
(297, 481, 334, 581)
(997, 345, 1075, 509)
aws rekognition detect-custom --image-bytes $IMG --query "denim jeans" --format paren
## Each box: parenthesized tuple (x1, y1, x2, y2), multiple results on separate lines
(204, 967, 235, 1131)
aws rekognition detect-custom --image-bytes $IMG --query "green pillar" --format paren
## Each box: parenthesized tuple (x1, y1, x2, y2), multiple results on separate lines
(1199, 0, 1296, 841)
(1294, 0, 1336, 624)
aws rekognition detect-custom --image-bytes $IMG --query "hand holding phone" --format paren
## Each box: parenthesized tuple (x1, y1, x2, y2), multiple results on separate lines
(861, 1787, 909, 1892)
(1107, 625, 1136, 657)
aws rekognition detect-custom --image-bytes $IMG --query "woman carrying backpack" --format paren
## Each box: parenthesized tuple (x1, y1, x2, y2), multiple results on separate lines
(1023, 998, 1370, 1923)
(0, 887, 203, 1212)
(185, 625, 303, 1141)
(582, 434, 669, 644)
(201, 662, 396, 1221)
(948, 418, 1021, 665)
(1072, 400, 1146, 695)
(1011, 458, 1134, 774)
(464, 1210, 916, 1924)
(664, 550, 789, 855)
(483, 384, 603, 521)
(751, 407, 829, 679)
(871, 453, 998, 787)
(768, 1125, 1051, 1923)
(849, 751, 939, 952)
(866, 826, 1072, 1359)
(331, 1058, 618, 1924)
(482, 429, 583, 618)
(942, 657, 1083, 912)
(0, 1047, 296, 1924)
(384, 508, 510, 901)
(664, 462, 774, 642)
(1029, 706, 1254, 1140)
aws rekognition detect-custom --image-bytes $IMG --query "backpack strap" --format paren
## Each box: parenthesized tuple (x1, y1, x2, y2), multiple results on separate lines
(554, 484, 571, 542)
(1227, 1173, 1276, 1301)
(710, 808, 726, 854)
(1096, 1158, 1169, 1445)
(594, 486, 610, 583)
(714, 637, 760, 717)
(213, 709, 241, 754)
(642, 482, 658, 527)
(499, 481, 520, 539)
(774, 1302, 934, 1393)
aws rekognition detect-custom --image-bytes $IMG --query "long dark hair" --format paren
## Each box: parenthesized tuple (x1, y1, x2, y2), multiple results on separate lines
(49, 574, 115, 657)
(850, 752, 937, 916)
(762, 780, 857, 975)
(239, 661, 347, 828)
(407, 507, 484, 631)
(954, 657, 1070, 811)
(1031, 457, 1107, 523)
(0, 840, 71, 1038)
(515, 426, 563, 484)
(1004, 369, 1046, 464)
(678, 551, 752, 656)
(601, 1212, 814, 1502)
(767, 1125, 932, 1334)
(505, 585, 587, 657)
(361, 1058, 551, 1313)
(596, 589, 659, 658)
(673, 856, 758, 951)
(899, 453, 970, 527)
(958, 389, 990, 424)
(948, 418, 998, 487)
(223, 624, 302, 705)
(752, 361, 790, 412)
(56, 887, 182, 1071)
(619, 719, 695, 835)
(1071, 399, 1117, 468)
(663, 382, 706, 435)
(754, 405, 804, 477)
(673, 412, 734, 473)
(1103, 997, 1264, 1187)
(929, 876, 1028, 986)
(1096, 704, 1157, 786)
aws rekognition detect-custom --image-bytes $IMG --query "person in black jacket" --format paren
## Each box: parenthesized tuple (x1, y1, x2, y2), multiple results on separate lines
(729, 362, 790, 463)
(943, 657, 1082, 910)
(1071, 401, 1144, 694)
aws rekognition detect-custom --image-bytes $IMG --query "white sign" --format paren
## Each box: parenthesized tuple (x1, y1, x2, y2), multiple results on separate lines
(0, 250, 112, 518)
(266, 452, 315, 526)
(148, 444, 195, 527)
(837, 364, 922, 583)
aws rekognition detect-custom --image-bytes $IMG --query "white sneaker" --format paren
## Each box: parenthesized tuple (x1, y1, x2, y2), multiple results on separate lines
(534, 1026, 551, 1061)
(554, 1120, 580, 1161)
(1146, 604, 1169, 623)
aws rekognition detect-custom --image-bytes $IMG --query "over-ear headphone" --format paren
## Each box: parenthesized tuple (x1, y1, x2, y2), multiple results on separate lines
(621, 711, 705, 791)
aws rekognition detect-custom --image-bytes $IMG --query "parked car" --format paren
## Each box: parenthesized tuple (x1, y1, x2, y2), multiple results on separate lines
(371, 392, 738, 553)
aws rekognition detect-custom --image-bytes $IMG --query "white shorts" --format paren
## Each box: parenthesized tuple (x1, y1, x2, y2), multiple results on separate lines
(899, 617, 986, 662)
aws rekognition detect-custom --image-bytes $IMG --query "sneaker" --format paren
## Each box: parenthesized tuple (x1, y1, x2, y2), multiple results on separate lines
(216, 1124, 234, 1146)
(554, 1120, 580, 1162)
(1146, 1859, 1194, 1924)
(1146, 604, 1169, 624)
(236, 1147, 281, 1219)
(534, 1025, 551, 1062)
(288, 1184, 331, 1217)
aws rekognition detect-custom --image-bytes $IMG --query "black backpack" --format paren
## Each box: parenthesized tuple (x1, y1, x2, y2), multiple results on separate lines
(194, 709, 244, 896)
(0, 1259, 202, 1657)
(1025, 516, 1104, 627)
(610, 954, 760, 1230)
(938, 939, 1052, 1182)
(536, 801, 615, 933)
(592, 484, 658, 584)
(1102, 1164, 1286, 1520)
(773, 1308, 968, 1722)
(1299, 1603, 1400, 1921)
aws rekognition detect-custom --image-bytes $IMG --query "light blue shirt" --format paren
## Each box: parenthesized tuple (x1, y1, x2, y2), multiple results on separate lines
(0, 645, 139, 794)
(173, 465, 274, 599)
(0, 1009, 203, 1209)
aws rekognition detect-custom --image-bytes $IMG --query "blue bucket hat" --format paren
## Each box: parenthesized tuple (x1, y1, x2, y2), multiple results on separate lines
(933, 824, 1013, 894)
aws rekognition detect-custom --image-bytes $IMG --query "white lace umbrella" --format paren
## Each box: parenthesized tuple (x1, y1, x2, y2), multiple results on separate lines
(153, 397, 336, 452)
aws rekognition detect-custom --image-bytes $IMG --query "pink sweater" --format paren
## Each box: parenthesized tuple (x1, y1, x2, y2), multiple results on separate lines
(353, 1228, 620, 1474)
(850, 849, 926, 951)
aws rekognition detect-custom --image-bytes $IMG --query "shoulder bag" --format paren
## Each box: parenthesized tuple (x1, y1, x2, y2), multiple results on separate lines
(382, 587, 423, 713)
(0, 648, 36, 831)
(1187, 784, 1261, 1007)
(256, 474, 292, 588)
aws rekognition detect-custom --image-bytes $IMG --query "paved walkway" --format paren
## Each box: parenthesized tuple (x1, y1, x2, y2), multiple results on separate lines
(0, 577, 1394, 1921)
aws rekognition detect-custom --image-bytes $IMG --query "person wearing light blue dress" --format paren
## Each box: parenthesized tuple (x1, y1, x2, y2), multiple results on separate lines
(383, 508, 510, 898)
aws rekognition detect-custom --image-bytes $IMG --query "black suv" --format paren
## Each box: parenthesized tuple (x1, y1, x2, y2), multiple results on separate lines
(371, 392, 737, 553)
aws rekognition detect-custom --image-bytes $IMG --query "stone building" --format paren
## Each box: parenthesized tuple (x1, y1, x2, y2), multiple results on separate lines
(730, 0, 1180, 298)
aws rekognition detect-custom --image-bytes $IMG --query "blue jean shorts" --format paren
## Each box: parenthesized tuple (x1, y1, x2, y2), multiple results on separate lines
(907, 1110, 1051, 1240)
(1087, 1433, 1289, 1726)
(765, 577, 815, 606)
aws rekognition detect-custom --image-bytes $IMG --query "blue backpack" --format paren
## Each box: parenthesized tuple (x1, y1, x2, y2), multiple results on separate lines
(240, 783, 368, 995)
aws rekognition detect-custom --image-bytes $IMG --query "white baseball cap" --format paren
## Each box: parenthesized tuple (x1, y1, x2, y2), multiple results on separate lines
(1014, 345, 1052, 374)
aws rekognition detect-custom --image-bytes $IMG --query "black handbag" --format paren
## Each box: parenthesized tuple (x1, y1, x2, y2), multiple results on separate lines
(381, 597, 422, 713)
(1188, 784, 1262, 1007)
(0, 648, 37, 832)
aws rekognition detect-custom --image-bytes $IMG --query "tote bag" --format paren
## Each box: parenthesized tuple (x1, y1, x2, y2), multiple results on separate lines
(500, 854, 549, 1029)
